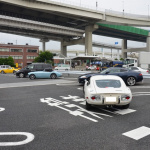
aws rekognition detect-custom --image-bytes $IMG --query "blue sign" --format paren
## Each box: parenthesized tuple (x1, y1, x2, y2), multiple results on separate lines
(115, 42, 118, 45)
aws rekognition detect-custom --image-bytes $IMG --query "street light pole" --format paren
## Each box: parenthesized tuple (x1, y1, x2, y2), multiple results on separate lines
(122, 1, 124, 15)
(148, 5, 149, 18)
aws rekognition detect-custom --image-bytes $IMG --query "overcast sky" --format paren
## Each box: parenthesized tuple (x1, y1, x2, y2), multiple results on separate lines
(0, 0, 150, 55)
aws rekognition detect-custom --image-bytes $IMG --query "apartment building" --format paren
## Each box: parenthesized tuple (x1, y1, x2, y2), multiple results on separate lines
(0, 43, 39, 68)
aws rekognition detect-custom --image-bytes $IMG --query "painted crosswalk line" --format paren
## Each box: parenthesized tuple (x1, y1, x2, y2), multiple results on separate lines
(122, 126, 150, 140)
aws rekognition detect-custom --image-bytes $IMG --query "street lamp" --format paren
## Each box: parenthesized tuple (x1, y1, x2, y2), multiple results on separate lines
(96, 1, 98, 10)
(148, 5, 149, 18)
(122, 1, 124, 15)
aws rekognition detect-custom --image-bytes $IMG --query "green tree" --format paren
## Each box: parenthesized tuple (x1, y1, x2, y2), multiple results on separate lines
(0, 57, 15, 67)
(33, 51, 53, 64)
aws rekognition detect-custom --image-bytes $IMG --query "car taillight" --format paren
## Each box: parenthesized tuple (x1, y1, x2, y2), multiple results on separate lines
(121, 95, 130, 101)
(126, 96, 130, 99)
(91, 96, 96, 100)
(139, 73, 142, 76)
(147, 70, 149, 73)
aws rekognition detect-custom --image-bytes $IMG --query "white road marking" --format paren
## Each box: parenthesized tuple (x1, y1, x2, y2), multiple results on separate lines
(122, 126, 150, 140)
(0, 107, 5, 112)
(114, 109, 136, 115)
(40, 97, 114, 122)
(0, 80, 75, 89)
(77, 88, 82, 90)
(0, 132, 34, 146)
(80, 102, 86, 105)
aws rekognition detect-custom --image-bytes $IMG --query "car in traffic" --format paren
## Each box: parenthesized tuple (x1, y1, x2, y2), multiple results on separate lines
(54, 64, 70, 70)
(0, 65, 11, 70)
(129, 66, 149, 74)
(28, 68, 62, 80)
(16, 63, 52, 78)
(84, 75, 132, 110)
(78, 67, 143, 86)
(0, 67, 19, 74)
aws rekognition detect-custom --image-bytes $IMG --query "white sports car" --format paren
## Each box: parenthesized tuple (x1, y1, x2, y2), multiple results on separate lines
(84, 75, 132, 110)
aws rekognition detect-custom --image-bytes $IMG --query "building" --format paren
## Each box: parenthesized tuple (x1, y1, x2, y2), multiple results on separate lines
(0, 43, 39, 68)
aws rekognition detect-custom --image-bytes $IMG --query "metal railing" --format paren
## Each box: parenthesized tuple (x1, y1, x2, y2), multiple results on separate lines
(49, 0, 150, 19)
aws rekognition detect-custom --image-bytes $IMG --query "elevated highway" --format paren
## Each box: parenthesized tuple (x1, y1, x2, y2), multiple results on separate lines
(0, 0, 150, 58)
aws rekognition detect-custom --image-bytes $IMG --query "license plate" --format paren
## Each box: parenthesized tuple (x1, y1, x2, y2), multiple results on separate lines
(106, 97, 116, 102)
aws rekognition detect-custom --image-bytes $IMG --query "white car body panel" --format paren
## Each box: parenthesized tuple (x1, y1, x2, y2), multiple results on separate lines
(84, 75, 132, 106)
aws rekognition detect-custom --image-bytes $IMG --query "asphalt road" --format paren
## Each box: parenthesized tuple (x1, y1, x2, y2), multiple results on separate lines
(0, 74, 150, 150)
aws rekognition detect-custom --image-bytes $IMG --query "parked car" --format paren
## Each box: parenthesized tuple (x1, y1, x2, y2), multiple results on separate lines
(129, 66, 149, 74)
(16, 63, 52, 78)
(54, 64, 70, 70)
(84, 75, 132, 110)
(0, 67, 19, 74)
(86, 65, 96, 70)
(28, 68, 62, 80)
(78, 67, 143, 86)
(0, 65, 11, 70)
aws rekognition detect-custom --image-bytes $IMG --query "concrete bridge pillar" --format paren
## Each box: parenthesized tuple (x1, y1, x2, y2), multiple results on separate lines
(122, 39, 127, 59)
(147, 32, 150, 52)
(85, 24, 99, 55)
(40, 38, 49, 52)
(61, 39, 67, 57)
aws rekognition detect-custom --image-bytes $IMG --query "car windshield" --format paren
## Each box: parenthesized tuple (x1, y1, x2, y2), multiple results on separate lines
(95, 79, 121, 88)
(100, 68, 110, 74)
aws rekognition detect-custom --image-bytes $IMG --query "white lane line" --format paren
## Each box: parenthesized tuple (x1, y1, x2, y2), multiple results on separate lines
(0, 132, 34, 146)
(122, 126, 150, 140)
(0, 108, 5, 112)
(0, 80, 75, 89)
(114, 109, 136, 115)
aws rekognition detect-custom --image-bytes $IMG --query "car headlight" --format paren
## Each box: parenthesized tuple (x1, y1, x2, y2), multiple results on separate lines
(80, 76, 87, 78)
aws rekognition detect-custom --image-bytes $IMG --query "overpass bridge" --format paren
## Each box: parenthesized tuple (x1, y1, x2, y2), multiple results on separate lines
(0, 0, 150, 58)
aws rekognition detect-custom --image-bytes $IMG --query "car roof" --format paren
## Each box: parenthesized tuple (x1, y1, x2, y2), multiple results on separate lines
(91, 75, 122, 80)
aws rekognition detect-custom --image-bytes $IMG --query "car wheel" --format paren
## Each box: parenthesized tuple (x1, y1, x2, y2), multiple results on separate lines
(19, 73, 24, 78)
(126, 77, 136, 86)
(121, 104, 130, 109)
(50, 73, 57, 79)
(86, 101, 92, 110)
(29, 74, 36, 80)
(1, 70, 5, 74)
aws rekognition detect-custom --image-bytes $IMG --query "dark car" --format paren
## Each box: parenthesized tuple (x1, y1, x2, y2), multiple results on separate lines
(16, 63, 52, 78)
(78, 67, 143, 86)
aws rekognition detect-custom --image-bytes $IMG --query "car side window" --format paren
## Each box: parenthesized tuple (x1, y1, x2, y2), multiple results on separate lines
(109, 69, 120, 73)
(120, 68, 128, 72)
(27, 65, 34, 69)
(35, 65, 43, 70)
(45, 68, 53, 72)
(131, 67, 138, 70)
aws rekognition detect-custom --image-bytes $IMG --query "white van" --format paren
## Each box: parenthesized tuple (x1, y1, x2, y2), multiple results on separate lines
(55, 64, 70, 70)
(0, 65, 11, 70)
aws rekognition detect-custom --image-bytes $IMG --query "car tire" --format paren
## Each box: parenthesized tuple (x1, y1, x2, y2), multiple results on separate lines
(126, 77, 136, 86)
(29, 74, 36, 80)
(121, 104, 130, 109)
(1, 70, 5, 74)
(86, 101, 92, 110)
(19, 73, 24, 78)
(50, 73, 57, 79)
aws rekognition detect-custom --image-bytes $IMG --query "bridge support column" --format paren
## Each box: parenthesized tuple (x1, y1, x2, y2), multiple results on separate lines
(40, 38, 49, 52)
(122, 39, 127, 58)
(147, 32, 150, 52)
(61, 40, 67, 57)
(85, 24, 98, 55)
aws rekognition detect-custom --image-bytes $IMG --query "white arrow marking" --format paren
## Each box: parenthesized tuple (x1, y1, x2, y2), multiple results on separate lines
(0, 108, 5, 112)
(0, 132, 34, 146)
